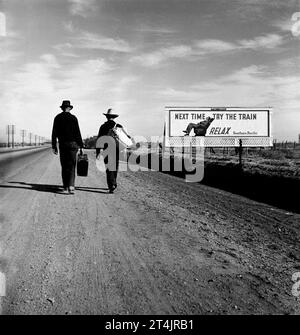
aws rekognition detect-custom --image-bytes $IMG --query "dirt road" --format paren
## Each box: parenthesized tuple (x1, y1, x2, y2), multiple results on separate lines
(0, 148, 299, 314)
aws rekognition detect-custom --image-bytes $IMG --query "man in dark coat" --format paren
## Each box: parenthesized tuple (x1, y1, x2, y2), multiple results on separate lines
(96, 108, 129, 193)
(52, 100, 83, 194)
(183, 117, 214, 136)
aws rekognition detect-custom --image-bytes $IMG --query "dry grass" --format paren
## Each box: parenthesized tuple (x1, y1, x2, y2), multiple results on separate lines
(205, 147, 300, 179)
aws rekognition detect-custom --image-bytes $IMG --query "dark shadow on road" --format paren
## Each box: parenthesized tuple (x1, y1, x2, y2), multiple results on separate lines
(76, 186, 108, 191)
(0, 182, 109, 194)
(1, 182, 62, 194)
(75, 186, 108, 194)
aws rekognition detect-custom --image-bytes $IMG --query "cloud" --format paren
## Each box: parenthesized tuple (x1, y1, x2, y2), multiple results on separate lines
(194, 39, 237, 52)
(272, 13, 300, 36)
(108, 75, 138, 94)
(53, 42, 73, 51)
(76, 31, 133, 52)
(239, 34, 284, 49)
(57, 58, 114, 98)
(0, 54, 63, 139)
(131, 33, 285, 67)
(0, 12, 6, 37)
(68, 0, 97, 17)
(0, 26, 22, 63)
(160, 64, 300, 110)
(0, 54, 115, 138)
(54, 32, 133, 53)
(226, 0, 299, 20)
(2, 54, 61, 100)
(63, 21, 75, 33)
(0, 50, 22, 63)
(131, 45, 192, 67)
(53, 42, 80, 58)
(135, 25, 177, 34)
(111, 99, 137, 111)
(40, 54, 60, 68)
(276, 55, 300, 69)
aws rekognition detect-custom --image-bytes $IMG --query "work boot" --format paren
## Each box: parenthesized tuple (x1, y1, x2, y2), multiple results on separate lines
(109, 185, 116, 194)
(61, 188, 69, 194)
(68, 186, 75, 194)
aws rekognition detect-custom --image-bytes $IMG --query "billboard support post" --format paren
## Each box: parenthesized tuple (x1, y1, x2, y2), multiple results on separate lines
(238, 139, 243, 169)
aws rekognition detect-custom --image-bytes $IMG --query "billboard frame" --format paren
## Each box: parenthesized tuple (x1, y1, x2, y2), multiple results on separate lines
(164, 106, 273, 148)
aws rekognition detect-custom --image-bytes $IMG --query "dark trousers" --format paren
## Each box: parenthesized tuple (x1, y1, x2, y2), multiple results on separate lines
(106, 169, 118, 189)
(104, 151, 119, 190)
(59, 142, 78, 188)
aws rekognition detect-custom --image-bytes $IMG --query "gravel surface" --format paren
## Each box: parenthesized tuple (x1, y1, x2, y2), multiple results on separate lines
(0, 148, 299, 314)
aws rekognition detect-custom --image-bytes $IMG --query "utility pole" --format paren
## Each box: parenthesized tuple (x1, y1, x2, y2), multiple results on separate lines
(29, 132, 33, 146)
(20, 129, 26, 147)
(6, 125, 10, 147)
(35, 135, 38, 146)
(11, 125, 16, 148)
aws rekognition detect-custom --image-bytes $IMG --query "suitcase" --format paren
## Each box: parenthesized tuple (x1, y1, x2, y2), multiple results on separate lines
(77, 149, 89, 176)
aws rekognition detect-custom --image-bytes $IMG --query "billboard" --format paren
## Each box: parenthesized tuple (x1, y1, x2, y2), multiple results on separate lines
(164, 107, 272, 147)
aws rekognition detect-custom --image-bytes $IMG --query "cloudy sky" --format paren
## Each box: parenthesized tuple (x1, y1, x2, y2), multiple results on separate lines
(0, 0, 299, 142)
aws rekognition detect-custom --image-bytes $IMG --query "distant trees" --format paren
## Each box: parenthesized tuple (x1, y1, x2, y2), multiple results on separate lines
(84, 136, 97, 149)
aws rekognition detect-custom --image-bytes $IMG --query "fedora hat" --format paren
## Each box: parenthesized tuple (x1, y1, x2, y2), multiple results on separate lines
(103, 108, 118, 118)
(60, 100, 73, 110)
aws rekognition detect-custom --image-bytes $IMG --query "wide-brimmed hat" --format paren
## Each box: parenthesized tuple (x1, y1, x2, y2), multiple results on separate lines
(103, 108, 118, 118)
(60, 100, 73, 110)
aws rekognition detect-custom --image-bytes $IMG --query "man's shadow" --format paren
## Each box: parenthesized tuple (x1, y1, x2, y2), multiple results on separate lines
(75, 186, 108, 194)
(0, 182, 108, 194)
